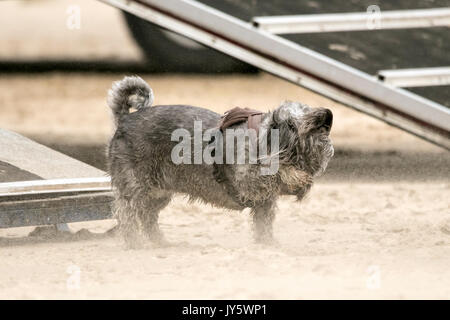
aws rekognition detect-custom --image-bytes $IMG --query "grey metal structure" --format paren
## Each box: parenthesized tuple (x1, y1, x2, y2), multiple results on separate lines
(100, 0, 450, 149)
(0, 129, 112, 229)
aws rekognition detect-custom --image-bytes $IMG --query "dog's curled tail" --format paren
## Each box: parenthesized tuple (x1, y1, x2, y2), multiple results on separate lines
(107, 76, 154, 127)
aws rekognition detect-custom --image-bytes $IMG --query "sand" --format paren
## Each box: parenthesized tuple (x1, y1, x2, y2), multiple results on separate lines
(1, 182, 449, 299)
(0, 0, 449, 300)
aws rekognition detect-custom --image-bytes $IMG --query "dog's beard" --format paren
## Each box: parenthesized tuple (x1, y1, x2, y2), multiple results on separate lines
(288, 132, 333, 177)
(311, 133, 334, 177)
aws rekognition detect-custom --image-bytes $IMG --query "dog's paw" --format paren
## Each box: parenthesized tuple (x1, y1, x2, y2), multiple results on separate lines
(254, 235, 280, 247)
(150, 236, 173, 248)
(122, 233, 146, 250)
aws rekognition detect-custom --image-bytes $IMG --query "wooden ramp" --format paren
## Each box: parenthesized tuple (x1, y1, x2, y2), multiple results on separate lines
(0, 129, 112, 228)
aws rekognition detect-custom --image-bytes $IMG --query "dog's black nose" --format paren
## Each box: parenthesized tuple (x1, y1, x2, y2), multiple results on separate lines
(324, 108, 333, 125)
(322, 108, 333, 130)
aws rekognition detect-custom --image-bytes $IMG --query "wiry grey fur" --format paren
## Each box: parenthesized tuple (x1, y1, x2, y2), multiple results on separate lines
(107, 76, 334, 248)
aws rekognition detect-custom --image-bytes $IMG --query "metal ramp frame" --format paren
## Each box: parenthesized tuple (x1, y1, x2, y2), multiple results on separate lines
(0, 129, 112, 229)
(100, 0, 450, 150)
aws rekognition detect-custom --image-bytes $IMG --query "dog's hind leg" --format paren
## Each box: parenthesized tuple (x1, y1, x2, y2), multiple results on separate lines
(113, 194, 144, 249)
(252, 201, 277, 244)
(137, 193, 172, 244)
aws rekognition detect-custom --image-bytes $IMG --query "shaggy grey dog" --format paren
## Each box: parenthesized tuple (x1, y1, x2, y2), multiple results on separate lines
(107, 76, 334, 247)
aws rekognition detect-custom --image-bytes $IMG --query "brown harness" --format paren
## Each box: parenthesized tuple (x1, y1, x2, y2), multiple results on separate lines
(219, 107, 264, 134)
(213, 107, 265, 207)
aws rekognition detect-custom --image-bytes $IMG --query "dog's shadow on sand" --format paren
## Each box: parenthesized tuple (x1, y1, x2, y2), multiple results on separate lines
(0, 226, 282, 251)
(0, 226, 213, 250)
(0, 226, 117, 247)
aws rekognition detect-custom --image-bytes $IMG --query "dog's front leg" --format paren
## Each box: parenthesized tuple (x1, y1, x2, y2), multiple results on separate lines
(252, 201, 276, 244)
(138, 194, 172, 245)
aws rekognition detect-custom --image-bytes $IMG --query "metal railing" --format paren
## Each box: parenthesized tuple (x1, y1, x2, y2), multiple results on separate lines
(252, 8, 450, 34)
(377, 67, 450, 87)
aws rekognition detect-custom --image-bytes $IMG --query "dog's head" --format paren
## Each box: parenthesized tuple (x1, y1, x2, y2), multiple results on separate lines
(265, 101, 334, 177)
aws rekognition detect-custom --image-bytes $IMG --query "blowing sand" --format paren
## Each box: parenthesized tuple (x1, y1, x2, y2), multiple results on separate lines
(1, 182, 449, 299)
(0, 0, 449, 300)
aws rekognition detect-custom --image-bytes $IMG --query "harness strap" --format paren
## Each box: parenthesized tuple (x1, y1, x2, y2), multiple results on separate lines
(219, 107, 263, 133)
(213, 107, 265, 208)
